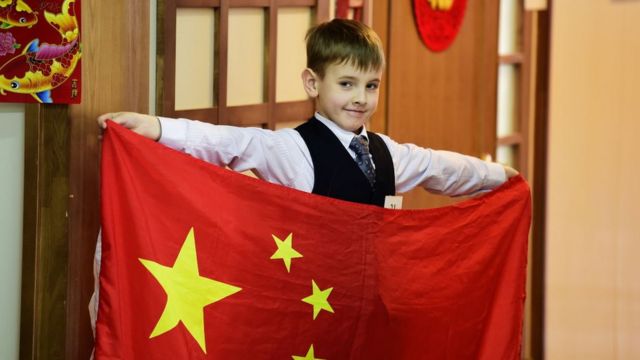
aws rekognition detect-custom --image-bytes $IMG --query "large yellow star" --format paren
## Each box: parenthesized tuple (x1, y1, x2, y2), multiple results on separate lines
(139, 227, 241, 353)
(301, 280, 334, 320)
(270, 233, 303, 272)
(292, 344, 325, 360)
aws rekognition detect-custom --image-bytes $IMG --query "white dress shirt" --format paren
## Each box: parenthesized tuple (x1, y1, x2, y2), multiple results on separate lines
(158, 112, 506, 196)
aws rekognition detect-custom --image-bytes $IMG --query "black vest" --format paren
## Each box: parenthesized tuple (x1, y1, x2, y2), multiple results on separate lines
(296, 117, 396, 207)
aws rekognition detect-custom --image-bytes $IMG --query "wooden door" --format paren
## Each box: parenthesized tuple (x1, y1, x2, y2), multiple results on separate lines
(373, 0, 499, 209)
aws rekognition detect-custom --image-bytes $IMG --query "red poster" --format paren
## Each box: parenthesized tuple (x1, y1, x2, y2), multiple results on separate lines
(0, 0, 81, 104)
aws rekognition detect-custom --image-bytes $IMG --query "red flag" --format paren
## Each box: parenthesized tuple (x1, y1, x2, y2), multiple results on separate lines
(96, 122, 530, 359)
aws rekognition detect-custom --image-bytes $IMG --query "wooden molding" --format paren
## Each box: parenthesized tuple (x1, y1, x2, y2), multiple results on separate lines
(531, 5, 552, 360)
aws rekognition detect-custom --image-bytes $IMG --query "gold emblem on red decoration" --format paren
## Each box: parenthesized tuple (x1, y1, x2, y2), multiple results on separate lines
(428, 0, 453, 11)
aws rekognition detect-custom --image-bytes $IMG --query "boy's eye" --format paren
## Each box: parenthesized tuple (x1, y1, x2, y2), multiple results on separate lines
(339, 81, 353, 88)
(367, 83, 379, 90)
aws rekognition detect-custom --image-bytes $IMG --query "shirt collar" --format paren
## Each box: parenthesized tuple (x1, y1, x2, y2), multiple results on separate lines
(314, 112, 369, 152)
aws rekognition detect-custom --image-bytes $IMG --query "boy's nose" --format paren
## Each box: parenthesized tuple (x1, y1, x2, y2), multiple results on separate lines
(352, 88, 367, 105)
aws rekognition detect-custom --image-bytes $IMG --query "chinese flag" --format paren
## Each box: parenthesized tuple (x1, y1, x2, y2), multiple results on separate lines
(96, 123, 531, 359)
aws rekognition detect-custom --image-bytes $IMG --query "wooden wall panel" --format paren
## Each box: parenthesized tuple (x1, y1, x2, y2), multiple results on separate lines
(20, 105, 70, 360)
(65, 1, 150, 358)
(383, 0, 499, 209)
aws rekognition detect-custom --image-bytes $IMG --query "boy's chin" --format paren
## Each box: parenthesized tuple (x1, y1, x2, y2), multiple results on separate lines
(322, 112, 371, 132)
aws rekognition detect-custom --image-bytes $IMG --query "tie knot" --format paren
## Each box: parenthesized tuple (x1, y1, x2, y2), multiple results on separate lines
(349, 135, 370, 157)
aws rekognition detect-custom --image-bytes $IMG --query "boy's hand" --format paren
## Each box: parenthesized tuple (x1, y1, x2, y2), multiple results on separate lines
(97, 112, 161, 141)
(503, 165, 519, 179)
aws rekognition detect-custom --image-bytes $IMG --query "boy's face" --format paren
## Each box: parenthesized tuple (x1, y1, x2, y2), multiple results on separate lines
(303, 62, 382, 133)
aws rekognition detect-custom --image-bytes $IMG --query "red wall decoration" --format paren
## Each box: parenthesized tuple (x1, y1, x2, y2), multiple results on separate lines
(0, 0, 81, 104)
(413, 0, 467, 52)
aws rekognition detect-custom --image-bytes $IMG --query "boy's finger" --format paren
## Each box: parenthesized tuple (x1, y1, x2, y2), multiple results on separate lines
(97, 114, 110, 128)
(97, 112, 121, 129)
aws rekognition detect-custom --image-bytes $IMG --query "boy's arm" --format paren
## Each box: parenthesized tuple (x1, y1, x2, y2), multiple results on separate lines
(156, 117, 314, 189)
(379, 134, 511, 196)
(97, 112, 312, 189)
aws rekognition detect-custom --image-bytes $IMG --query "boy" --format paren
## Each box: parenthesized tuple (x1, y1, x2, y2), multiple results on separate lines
(98, 19, 517, 206)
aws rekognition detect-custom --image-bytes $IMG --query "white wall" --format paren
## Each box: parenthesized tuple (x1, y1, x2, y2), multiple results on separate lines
(546, 0, 640, 358)
(0, 104, 25, 360)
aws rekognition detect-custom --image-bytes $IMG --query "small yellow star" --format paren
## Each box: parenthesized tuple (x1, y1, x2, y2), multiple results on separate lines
(270, 233, 303, 272)
(301, 280, 334, 320)
(292, 344, 325, 360)
(139, 227, 242, 353)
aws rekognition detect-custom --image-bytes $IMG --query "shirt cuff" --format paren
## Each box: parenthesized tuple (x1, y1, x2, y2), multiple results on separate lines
(486, 162, 508, 189)
(158, 117, 188, 150)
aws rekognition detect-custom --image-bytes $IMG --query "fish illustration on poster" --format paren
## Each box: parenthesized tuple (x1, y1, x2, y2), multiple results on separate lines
(0, 0, 81, 104)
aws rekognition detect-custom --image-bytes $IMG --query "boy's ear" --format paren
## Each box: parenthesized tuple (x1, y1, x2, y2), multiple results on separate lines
(301, 68, 319, 98)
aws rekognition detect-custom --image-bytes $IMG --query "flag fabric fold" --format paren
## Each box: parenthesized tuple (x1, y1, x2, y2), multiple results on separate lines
(96, 122, 531, 360)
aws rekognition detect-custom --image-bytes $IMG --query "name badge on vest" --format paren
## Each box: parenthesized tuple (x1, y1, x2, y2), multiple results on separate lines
(384, 196, 403, 210)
